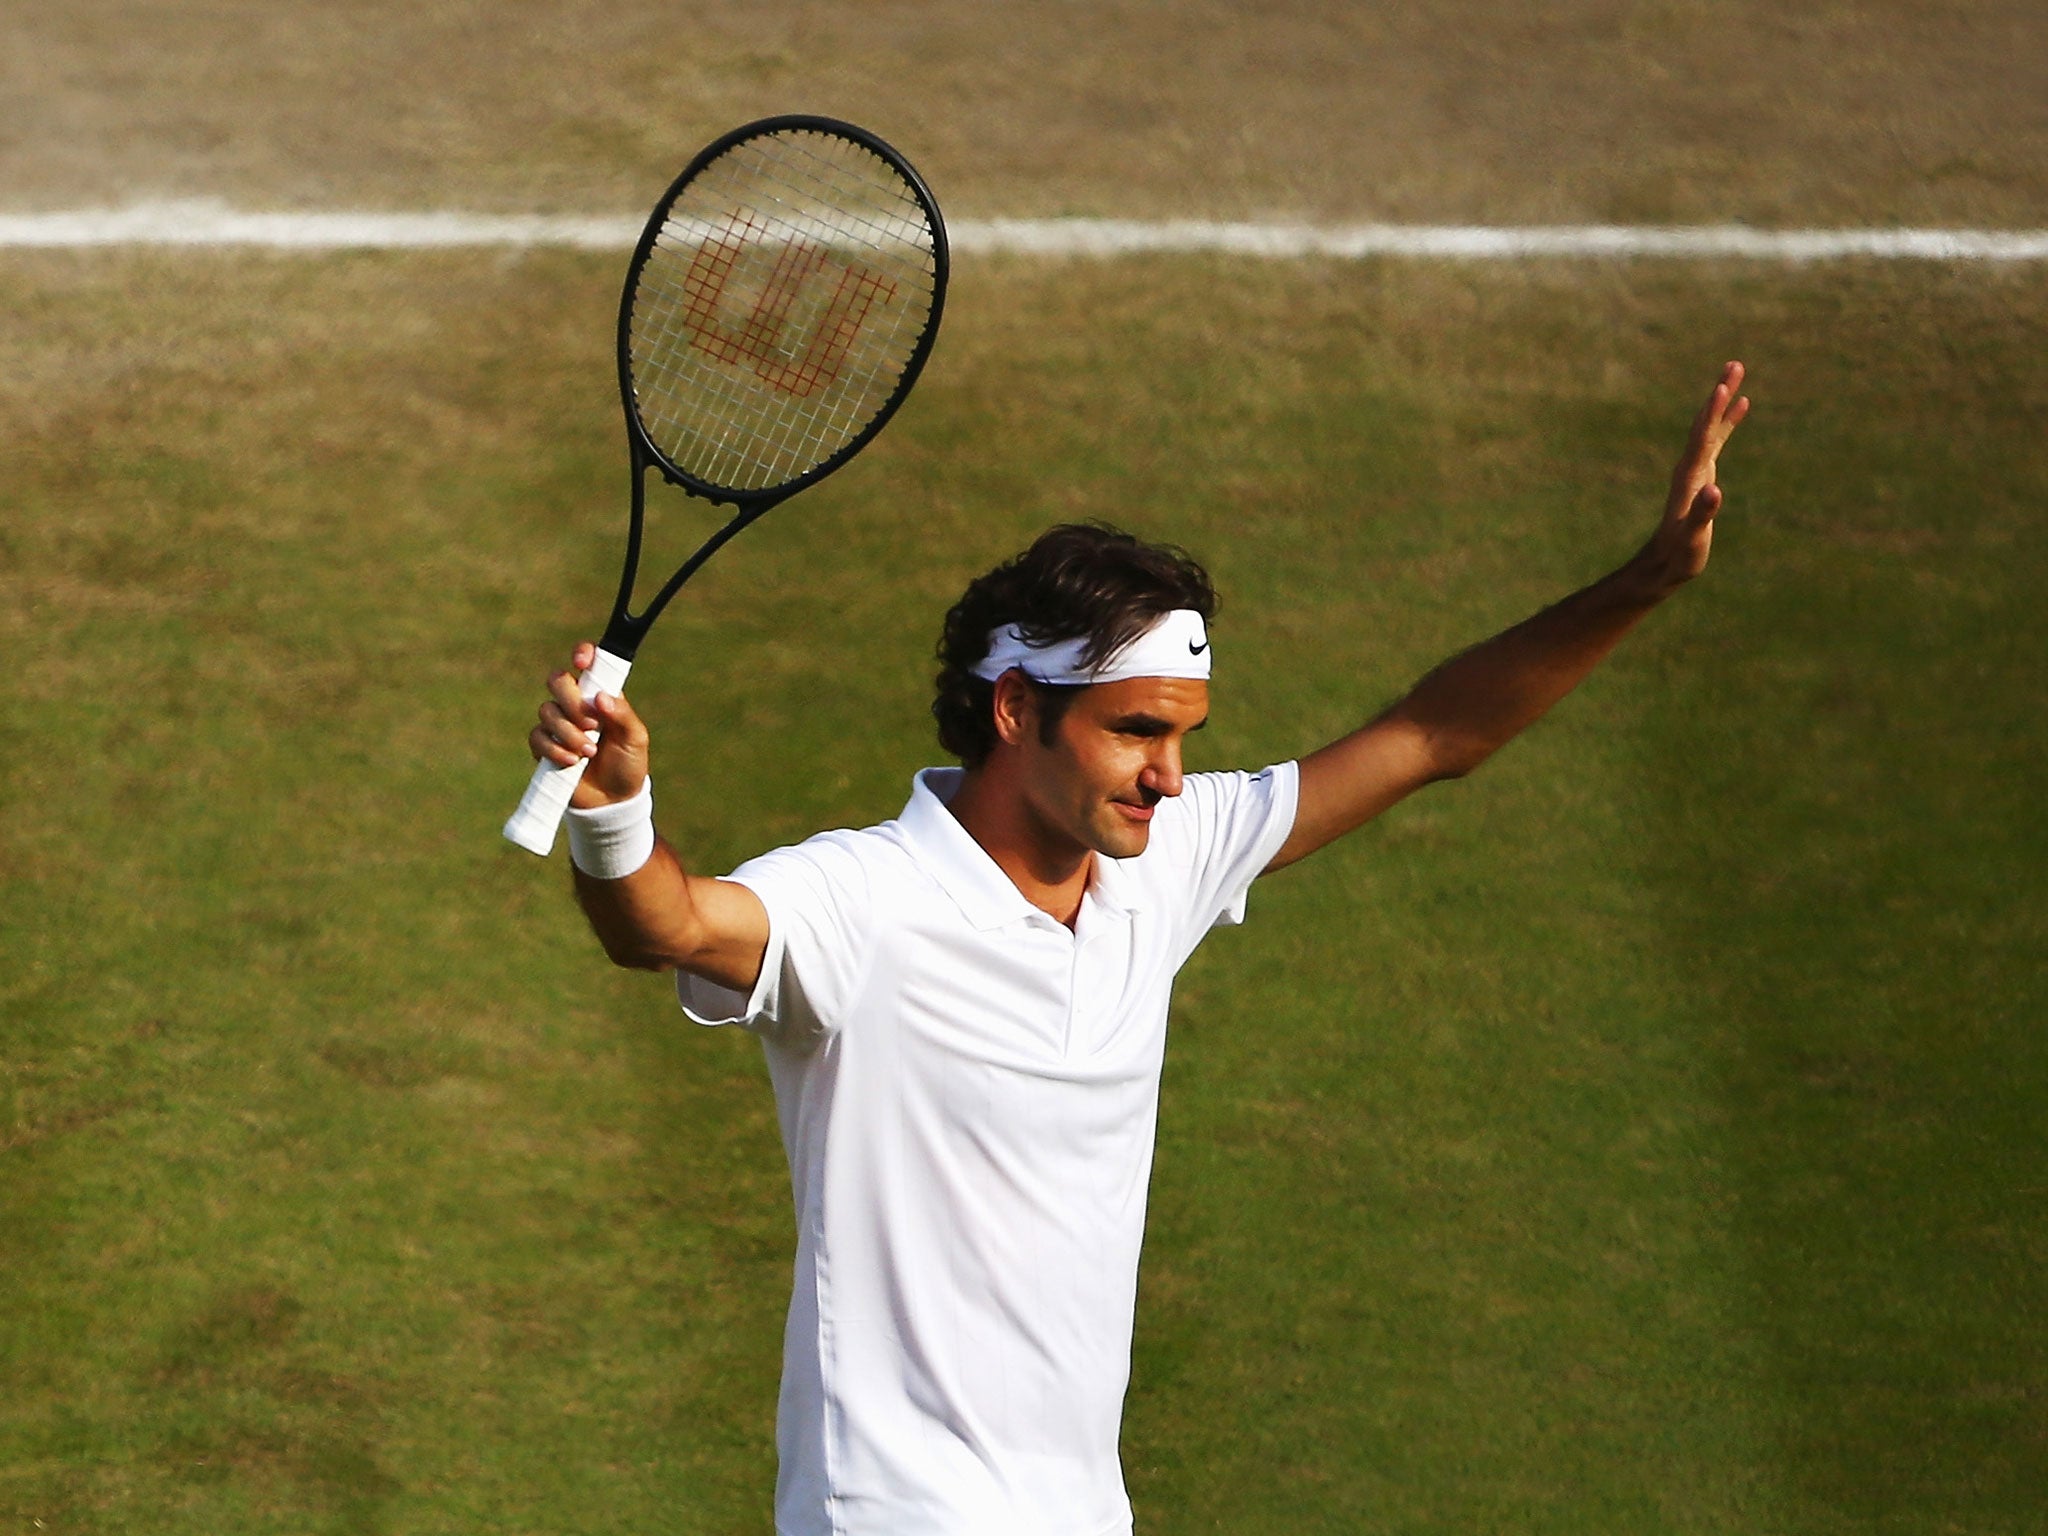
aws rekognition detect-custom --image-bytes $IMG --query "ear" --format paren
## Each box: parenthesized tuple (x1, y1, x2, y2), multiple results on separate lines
(990, 669, 1037, 748)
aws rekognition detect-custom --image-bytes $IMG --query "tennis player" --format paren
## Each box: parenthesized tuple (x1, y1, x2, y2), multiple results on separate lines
(529, 364, 1748, 1535)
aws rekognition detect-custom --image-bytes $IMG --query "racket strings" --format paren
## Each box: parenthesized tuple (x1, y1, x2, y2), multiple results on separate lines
(627, 129, 940, 496)
(679, 187, 929, 483)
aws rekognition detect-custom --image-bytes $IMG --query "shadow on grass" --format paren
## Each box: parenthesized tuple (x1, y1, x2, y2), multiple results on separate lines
(148, 1286, 400, 1536)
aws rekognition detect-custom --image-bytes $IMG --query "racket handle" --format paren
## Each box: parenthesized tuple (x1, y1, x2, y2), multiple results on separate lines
(502, 647, 635, 856)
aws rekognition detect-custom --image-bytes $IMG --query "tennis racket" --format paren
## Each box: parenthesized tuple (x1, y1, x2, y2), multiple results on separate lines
(504, 114, 948, 855)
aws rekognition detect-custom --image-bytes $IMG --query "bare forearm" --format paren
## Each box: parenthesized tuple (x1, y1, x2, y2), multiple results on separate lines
(570, 835, 771, 989)
(572, 837, 700, 970)
(1273, 365, 1748, 872)
(529, 640, 771, 987)
(1392, 553, 1666, 780)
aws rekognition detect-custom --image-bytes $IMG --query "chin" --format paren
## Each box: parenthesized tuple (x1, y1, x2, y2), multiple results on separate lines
(1096, 821, 1153, 859)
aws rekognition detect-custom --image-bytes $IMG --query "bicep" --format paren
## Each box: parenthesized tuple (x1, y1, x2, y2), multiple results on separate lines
(1265, 712, 1441, 872)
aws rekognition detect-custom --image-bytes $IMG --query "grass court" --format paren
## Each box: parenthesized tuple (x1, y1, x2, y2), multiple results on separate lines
(4, 3, 2047, 1531)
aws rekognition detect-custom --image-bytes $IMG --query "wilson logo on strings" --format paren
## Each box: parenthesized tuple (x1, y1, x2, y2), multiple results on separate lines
(679, 210, 898, 398)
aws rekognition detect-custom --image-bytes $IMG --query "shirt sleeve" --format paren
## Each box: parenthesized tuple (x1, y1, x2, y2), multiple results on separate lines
(1153, 761, 1301, 938)
(672, 830, 874, 1046)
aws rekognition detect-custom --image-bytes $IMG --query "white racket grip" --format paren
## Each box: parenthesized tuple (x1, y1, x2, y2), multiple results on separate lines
(502, 647, 635, 856)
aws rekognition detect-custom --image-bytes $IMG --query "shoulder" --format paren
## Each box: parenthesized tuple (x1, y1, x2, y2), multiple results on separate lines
(1129, 763, 1301, 934)
(1154, 762, 1301, 851)
(724, 817, 918, 914)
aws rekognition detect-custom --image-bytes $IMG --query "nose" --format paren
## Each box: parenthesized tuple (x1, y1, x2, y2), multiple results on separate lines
(1139, 742, 1184, 801)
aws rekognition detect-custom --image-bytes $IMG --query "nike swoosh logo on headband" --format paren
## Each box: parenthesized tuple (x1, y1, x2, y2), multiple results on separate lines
(1188, 639, 1209, 655)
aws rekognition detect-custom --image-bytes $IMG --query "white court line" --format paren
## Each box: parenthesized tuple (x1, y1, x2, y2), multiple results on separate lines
(2, 201, 2047, 260)
(0, 204, 642, 250)
(964, 219, 2048, 262)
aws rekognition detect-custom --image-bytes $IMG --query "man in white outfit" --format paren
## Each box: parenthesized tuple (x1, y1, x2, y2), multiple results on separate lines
(528, 365, 1749, 1535)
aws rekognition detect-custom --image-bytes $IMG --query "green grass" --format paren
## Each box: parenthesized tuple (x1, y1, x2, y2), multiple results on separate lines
(2, 252, 2044, 1534)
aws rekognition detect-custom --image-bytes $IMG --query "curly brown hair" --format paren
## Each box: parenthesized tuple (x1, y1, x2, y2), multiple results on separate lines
(932, 524, 1218, 767)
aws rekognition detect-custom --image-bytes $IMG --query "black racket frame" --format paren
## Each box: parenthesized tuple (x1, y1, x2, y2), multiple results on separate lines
(597, 113, 949, 661)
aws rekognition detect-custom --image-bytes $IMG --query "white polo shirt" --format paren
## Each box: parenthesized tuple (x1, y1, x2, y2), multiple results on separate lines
(677, 761, 1299, 1536)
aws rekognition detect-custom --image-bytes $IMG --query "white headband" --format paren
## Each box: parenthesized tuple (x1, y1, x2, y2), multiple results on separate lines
(970, 608, 1212, 685)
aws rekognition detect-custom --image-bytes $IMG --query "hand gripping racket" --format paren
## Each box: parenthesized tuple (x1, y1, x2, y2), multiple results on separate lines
(504, 115, 948, 854)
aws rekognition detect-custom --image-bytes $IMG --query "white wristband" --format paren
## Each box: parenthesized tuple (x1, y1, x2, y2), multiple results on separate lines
(565, 776, 656, 880)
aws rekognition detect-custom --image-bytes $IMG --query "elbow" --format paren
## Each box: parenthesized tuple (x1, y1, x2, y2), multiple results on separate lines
(1429, 746, 1501, 783)
(1417, 726, 1493, 784)
(1430, 734, 1500, 781)
(575, 868, 694, 971)
(586, 915, 686, 972)
(602, 941, 675, 973)
(600, 920, 726, 974)
(1377, 702, 1492, 788)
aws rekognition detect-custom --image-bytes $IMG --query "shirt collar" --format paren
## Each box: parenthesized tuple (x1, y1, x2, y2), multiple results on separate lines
(899, 768, 1143, 932)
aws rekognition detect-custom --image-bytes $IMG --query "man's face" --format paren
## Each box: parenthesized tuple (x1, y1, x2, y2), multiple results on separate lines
(1014, 675, 1211, 860)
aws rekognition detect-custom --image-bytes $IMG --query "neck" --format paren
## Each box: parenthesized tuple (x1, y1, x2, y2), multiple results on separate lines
(944, 762, 1091, 927)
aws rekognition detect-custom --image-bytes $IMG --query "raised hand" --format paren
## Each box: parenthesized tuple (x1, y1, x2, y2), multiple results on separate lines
(1637, 361, 1751, 592)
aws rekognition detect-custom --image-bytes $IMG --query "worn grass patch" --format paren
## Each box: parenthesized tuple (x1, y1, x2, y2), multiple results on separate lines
(5, 1, 2046, 227)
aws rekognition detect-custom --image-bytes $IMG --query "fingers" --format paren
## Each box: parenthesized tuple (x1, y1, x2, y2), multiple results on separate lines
(1697, 360, 1750, 442)
(531, 698, 596, 766)
(528, 644, 607, 766)
(526, 643, 651, 805)
(1664, 364, 1749, 525)
(1684, 362, 1750, 463)
(548, 662, 597, 728)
